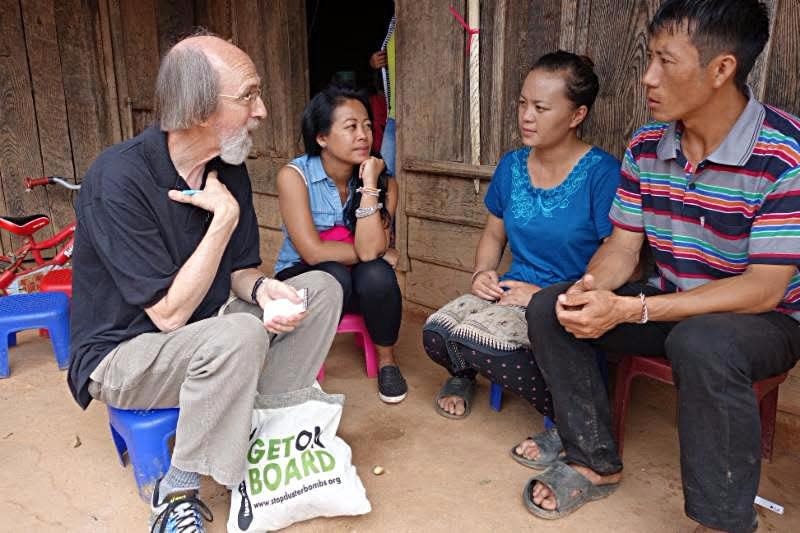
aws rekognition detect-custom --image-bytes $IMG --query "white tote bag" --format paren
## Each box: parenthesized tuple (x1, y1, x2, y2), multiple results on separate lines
(228, 387, 371, 532)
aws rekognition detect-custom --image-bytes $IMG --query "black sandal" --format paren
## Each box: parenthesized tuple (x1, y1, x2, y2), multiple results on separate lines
(523, 462, 619, 520)
(434, 376, 475, 419)
(510, 428, 564, 470)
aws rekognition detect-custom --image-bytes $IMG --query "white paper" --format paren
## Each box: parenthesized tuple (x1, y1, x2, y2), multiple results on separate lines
(262, 288, 307, 323)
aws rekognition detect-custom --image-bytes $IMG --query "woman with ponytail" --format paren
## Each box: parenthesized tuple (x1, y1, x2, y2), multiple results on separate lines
(423, 51, 620, 464)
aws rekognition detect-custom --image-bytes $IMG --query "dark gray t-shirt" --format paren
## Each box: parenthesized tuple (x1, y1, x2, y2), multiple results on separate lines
(68, 125, 261, 408)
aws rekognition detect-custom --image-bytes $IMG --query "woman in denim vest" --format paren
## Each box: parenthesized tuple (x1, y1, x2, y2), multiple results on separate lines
(275, 84, 406, 403)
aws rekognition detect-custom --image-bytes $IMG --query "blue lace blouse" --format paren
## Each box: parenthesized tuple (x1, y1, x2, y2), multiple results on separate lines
(484, 146, 620, 286)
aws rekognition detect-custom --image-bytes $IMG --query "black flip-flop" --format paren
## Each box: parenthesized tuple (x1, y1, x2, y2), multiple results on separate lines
(510, 428, 564, 470)
(434, 376, 475, 419)
(523, 462, 619, 520)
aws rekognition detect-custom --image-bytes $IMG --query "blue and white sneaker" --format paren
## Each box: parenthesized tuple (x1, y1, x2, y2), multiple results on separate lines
(150, 480, 213, 533)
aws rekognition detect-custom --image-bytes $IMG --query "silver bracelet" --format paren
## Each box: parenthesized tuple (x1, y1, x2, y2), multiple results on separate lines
(356, 186, 381, 197)
(638, 292, 649, 324)
(355, 202, 383, 219)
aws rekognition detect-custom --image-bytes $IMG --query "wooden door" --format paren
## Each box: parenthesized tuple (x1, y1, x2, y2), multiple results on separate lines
(229, 0, 310, 272)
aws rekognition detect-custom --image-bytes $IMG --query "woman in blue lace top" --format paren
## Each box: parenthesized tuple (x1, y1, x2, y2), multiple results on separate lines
(423, 51, 619, 460)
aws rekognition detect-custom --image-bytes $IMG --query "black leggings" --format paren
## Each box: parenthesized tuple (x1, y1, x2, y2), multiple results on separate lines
(423, 329, 553, 418)
(277, 259, 401, 346)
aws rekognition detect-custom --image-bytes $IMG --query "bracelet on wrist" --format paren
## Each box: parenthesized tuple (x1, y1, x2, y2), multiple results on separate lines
(471, 270, 486, 283)
(355, 202, 383, 219)
(251, 276, 267, 303)
(357, 186, 381, 198)
(638, 292, 649, 324)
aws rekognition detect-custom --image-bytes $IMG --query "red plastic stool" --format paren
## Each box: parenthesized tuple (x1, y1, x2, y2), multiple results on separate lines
(612, 355, 787, 461)
(39, 268, 73, 298)
(317, 313, 379, 381)
(38, 268, 72, 338)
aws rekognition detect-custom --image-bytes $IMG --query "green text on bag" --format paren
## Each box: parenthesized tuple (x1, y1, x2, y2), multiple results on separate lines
(246, 426, 337, 495)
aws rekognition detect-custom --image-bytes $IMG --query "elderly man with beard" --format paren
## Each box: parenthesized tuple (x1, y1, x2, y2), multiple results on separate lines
(67, 34, 342, 531)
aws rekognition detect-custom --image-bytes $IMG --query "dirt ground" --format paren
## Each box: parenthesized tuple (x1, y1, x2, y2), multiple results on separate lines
(1, 315, 799, 533)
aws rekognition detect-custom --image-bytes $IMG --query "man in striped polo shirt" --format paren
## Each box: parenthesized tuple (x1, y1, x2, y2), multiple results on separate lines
(522, 1, 800, 531)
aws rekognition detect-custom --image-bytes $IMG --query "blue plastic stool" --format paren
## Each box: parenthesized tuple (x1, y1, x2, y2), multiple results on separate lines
(107, 406, 180, 501)
(0, 293, 70, 377)
(489, 350, 610, 423)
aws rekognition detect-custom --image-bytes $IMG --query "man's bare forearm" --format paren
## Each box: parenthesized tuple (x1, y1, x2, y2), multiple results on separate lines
(146, 214, 237, 331)
(638, 264, 795, 322)
(584, 230, 643, 290)
(231, 268, 268, 304)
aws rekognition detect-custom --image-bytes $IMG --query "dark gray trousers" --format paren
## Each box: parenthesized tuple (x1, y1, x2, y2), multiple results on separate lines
(526, 281, 800, 533)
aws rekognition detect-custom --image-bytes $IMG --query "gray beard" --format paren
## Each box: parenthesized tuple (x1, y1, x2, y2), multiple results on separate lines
(219, 127, 252, 165)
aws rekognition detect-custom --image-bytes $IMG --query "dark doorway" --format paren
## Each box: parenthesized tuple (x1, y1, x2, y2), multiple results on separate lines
(306, 0, 395, 96)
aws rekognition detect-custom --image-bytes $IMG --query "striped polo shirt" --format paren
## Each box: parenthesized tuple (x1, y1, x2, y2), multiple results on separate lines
(610, 91, 800, 320)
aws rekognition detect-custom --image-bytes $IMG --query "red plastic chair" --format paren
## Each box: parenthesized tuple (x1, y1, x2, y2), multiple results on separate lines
(612, 355, 787, 461)
(317, 312, 379, 381)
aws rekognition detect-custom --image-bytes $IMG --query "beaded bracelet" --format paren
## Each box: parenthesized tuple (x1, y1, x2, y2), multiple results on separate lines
(251, 276, 267, 303)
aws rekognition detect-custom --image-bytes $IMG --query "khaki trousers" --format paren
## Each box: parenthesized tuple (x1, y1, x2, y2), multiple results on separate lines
(88, 271, 342, 485)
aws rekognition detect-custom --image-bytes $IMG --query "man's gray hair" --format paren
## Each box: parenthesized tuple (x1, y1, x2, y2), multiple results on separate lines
(156, 45, 219, 130)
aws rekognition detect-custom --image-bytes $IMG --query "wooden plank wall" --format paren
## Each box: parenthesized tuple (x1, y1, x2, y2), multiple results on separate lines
(229, 0, 309, 271)
(0, 0, 118, 256)
(396, 0, 800, 418)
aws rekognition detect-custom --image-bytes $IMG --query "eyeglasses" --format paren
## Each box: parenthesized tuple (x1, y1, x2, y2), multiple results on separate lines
(219, 87, 262, 105)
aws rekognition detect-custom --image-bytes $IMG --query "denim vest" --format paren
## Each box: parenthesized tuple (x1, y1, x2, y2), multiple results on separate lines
(274, 155, 351, 274)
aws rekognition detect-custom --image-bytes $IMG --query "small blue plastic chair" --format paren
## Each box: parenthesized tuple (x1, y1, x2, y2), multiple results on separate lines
(107, 406, 180, 501)
(489, 349, 610, 432)
(0, 292, 70, 377)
